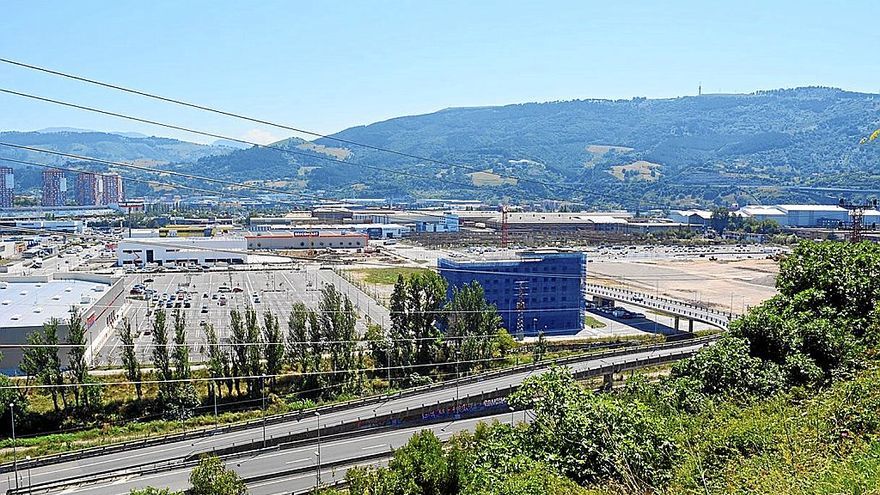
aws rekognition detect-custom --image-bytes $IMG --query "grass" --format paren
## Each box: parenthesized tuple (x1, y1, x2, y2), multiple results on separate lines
(354, 267, 431, 285)
(584, 315, 607, 329)
(468, 171, 517, 186)
(652, 364, 880, 494)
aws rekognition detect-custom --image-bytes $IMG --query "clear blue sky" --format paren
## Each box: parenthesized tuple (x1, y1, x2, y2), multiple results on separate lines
(2, 0, 878, 144)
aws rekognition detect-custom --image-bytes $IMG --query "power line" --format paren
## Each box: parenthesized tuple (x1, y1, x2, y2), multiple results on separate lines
(0, 59, 623, 203)
(1, 354, 517, 390)
(0, 88, 504, 198)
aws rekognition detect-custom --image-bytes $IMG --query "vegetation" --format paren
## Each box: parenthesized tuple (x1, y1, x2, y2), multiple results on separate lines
(356, 267, 431, 285)
(339, 240, 880, 494)
(129, 454, 246, 495)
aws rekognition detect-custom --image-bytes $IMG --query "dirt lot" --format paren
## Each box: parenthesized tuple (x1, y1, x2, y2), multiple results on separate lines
(587, 257, 778, 313)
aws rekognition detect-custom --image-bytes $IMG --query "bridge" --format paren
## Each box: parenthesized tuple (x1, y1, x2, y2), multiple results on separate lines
(584, 283, 735, 332)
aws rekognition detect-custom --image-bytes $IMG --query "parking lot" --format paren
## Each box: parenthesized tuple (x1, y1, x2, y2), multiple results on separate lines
(93, 265, 384, 366)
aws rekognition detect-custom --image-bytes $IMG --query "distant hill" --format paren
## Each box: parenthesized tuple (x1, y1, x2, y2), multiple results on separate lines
(7, 87, 880, 207)
(165, 87, 880, 207)
(0, 130, 232, 191)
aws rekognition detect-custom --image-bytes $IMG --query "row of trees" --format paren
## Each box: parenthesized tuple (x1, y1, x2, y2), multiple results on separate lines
(373, 272, 512, 387)
(19, 307, 98, 416)
(9, 276, 514, 427)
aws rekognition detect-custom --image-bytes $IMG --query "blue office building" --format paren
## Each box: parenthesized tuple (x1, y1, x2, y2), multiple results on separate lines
(438, 250, 586, 336)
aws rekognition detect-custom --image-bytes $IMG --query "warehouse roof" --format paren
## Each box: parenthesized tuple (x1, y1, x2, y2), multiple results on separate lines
(0, 278, 110, 328)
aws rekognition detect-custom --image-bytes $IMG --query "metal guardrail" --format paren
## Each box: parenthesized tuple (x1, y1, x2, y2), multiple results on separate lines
(585, 283, 734, 329)
(0, 331, 715, 474)
(7, 340, 712, 495)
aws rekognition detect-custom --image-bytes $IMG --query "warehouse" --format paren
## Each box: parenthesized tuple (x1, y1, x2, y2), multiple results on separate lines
(0, 273, 124, 372)
(438, 250, 586, 336)
(116, 236, 247, 267)
(485, 212, 633, 232)
(245, 232, 368, 250)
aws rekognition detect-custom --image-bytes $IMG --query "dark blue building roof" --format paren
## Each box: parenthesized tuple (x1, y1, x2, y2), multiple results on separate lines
(438, 250, 586, 336)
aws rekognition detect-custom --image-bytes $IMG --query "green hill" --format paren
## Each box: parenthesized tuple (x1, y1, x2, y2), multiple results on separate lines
(0, 130, 231, 191)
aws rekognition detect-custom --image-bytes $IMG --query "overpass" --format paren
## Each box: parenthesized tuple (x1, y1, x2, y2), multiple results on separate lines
(584, 283, 734, 332)
(3, 336, 717, 495)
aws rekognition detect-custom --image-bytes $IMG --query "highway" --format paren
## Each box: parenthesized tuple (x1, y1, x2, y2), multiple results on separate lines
(0, 338, 710, 494)
(30, 413, 522, 495)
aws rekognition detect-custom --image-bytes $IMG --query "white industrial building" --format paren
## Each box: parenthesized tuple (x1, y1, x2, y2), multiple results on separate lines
(776, 205, 850, 228)
(245, 232, 368, 250)
(0, 273, 124, 372)
(667, 209, 713, 227)
(734, 204, 863, 228)
(116, 236, 247, 267)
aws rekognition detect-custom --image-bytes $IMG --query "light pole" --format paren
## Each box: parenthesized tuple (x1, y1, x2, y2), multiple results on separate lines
(260, 376, 267, 448)
(10, 402, 18, 491)
(25, 455, 31, 495)
(315, 411, 322, 489)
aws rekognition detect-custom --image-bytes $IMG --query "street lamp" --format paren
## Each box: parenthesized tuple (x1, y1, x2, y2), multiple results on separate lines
(25, 455, 31, 495)
(314, 411, 322, 489)
(10, 402, 18, 491)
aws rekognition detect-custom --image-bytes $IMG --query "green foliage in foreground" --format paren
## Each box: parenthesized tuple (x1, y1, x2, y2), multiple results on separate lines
(340, 240, 880, 494)
(129, 454, 246, 495)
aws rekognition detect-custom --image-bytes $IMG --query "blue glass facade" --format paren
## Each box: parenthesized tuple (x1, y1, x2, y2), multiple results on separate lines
(438, 251, 586, 336)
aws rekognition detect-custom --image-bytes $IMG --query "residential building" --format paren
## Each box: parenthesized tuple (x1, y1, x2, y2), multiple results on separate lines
(101, 174, 124, 205)
(41, 170, 67, 207)
(0, 167, 13, 208)
(75, 172, 101, 206)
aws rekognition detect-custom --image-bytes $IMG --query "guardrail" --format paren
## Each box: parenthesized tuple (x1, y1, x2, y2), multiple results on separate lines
(0, 333, 717, 478)
(585, 283, 734, 329)
(6, 340, 711, 495)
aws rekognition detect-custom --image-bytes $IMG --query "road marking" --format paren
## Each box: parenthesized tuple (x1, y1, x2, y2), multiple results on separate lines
(361, 444, 386, 451)
(284, 457, 311, 465)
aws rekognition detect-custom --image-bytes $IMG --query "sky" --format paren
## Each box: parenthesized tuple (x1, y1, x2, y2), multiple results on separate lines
(1, 1, 879, 145)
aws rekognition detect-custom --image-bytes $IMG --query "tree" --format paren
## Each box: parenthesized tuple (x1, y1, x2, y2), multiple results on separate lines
(408, 272, 447, 370)
(532, 331, 546, 363)
(286, 302, 310, 373)
(169, 310, 198, 419)
(263, 311, 283, 391)
(444, 281, 502, 373)
(229, 309, 248, 397)
(21, 319, 66, 412)
(389, 274, 412, 383)
(244, 307, 263, 398)
(508, 366, 677, 488)
(67, 306, 92, 410)
(201, 323, 228, 403)
(710, 206, 731, 233)
(120, 317, 143, 401)
(189, 455, 247, 495)
(151, 309, 174, 409)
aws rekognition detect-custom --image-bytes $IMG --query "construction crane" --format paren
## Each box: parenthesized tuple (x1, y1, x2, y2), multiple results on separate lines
(838, 198, 877, 243)
(500, 205, 510, 249)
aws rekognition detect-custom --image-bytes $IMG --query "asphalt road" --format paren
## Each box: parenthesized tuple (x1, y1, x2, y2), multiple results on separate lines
(0, 340, 707, 494)
(41, 412, 523, 495)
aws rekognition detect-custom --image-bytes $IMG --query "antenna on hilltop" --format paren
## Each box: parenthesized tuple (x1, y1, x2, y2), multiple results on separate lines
(698, 82, 702, 96)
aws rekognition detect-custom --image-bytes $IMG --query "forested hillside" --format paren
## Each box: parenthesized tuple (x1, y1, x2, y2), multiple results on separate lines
(0, 130, 231, 191)
(172, 87, 880, 207)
